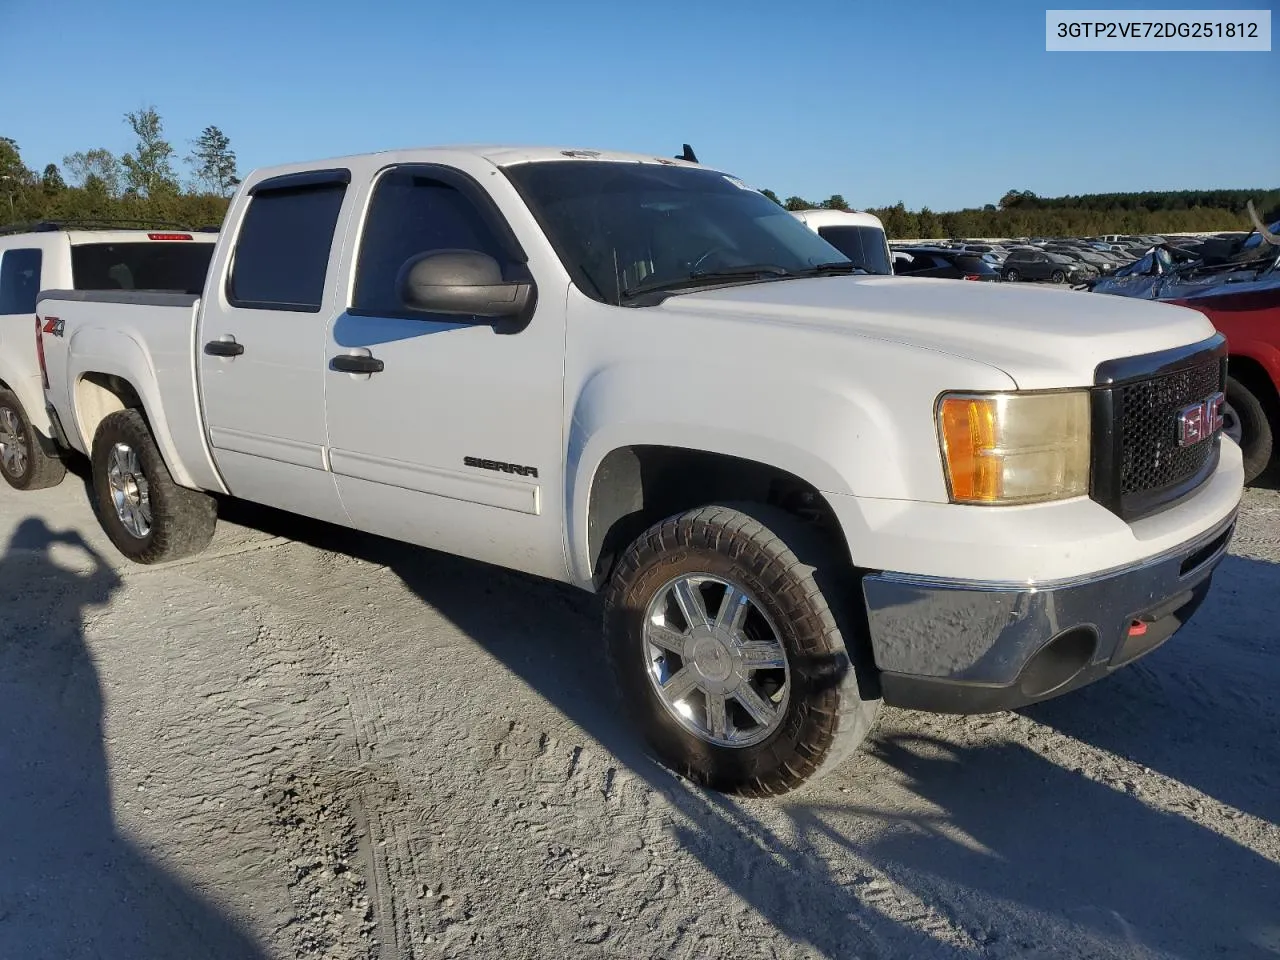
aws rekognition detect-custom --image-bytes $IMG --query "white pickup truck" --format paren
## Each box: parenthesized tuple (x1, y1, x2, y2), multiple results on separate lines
(34, 146, 1244, 795)
(0, 223, 216, 489)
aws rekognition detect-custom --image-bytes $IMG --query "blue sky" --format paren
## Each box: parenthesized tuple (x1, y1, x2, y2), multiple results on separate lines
(2, 0, 1275, 210)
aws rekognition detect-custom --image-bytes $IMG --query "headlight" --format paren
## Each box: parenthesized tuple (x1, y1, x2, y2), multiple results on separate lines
(936, 391, 1090, 504)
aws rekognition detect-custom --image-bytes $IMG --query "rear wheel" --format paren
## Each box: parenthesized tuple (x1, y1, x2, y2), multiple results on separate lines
(1003, 268, 1020, 282)
(1224, 376, 1275, 485)
(603, 503, 880, 796)
(90, 409, 217, 563)
(0, 388, 66, 491)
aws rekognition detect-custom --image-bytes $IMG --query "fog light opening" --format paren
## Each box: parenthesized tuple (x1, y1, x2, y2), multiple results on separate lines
(1018, 627, 1097, 699)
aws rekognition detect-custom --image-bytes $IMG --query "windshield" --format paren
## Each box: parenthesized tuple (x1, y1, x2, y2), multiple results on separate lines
(71, 241, 214, 294)
(815, 225, 892, 275)
(502, 161, 851, 305)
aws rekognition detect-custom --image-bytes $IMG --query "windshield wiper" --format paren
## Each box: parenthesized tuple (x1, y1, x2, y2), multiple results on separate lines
(620, 264, 789, 301)
(788, 261, 868, 277)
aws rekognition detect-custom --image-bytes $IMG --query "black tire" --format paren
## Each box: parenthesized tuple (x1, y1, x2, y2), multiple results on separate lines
(1003, 268, 1019, 282)
(0, 388, 67, 491)
(1225, 376, 1275, 485)
(602, 502, 881, 796)
(90, 409, 217, 564)
(1050, 269, 1066, 284)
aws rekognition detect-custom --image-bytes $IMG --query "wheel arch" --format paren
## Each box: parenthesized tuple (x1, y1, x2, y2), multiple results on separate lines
(66, 357, 200, 490)
(1228, 349, 1280, 416)
(577, 442, 856, 592)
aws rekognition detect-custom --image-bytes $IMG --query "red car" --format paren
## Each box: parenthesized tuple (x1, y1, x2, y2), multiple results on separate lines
(1168, 281, 1280, 484)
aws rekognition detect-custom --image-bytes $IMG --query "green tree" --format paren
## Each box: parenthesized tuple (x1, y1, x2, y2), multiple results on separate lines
(187, 125, 239, 197)
(63, 148, 124, 197)
(42, 163, 66, 195)
(759, 188, 782, 205)
(916, 206, 941, 239)
(999, 189, 1039, 210)
(783, 196, 811, 211)
(121, 106, 179, 198)
(820, 194, 849, 211)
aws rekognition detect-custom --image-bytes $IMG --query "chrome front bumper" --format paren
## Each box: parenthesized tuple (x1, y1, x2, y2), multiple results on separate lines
(861, 510, 1237, 714)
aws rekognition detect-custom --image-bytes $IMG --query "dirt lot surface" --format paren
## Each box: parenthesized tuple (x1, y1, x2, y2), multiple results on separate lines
(1, 472, 1277, 960)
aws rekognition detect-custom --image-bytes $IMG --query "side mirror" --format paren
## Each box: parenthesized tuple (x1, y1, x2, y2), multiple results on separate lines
(397, 250, 534, 323)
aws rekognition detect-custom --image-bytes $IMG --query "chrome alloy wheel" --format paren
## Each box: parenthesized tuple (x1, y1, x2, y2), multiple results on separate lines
(106, 442, 152, 539)
(0, 405, 28, 479)
(643, 573, 791, 748)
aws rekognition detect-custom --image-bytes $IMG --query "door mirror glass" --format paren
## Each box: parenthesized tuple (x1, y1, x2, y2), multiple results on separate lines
(397, 250, 533, 320)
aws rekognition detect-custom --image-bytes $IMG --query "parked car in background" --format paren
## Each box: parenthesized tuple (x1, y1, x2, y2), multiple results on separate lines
(892, 246, 1001, 281)
(0, 221, 217, 490)
(959, 243, 1009, 262)
(1045, 245, 1120, 275)
(1001, 248, 1093, 284)
(790, 209, 892, 275)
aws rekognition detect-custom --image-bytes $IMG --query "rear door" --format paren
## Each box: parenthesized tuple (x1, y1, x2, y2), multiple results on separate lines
(195, 168, 352, 523)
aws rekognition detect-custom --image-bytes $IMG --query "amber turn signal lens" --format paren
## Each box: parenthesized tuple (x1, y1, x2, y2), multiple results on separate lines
(939, 397, 1002, 501)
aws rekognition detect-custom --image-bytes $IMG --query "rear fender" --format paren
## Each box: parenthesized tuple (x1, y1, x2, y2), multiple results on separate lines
(64, 327, 199, 489)
(0, 336, 51, 435)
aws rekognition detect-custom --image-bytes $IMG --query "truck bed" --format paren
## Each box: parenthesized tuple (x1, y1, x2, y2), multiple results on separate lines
(37, 290, 226, 493)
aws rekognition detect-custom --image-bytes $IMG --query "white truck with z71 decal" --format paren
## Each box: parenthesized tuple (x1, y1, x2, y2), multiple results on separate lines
(34, 147, 1243, 795)
(0, 223, 215, 489)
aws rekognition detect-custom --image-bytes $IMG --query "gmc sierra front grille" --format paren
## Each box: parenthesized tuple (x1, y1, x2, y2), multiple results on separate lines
(1090, 334, 1228, 522)
(1117, 358, 1222, 496)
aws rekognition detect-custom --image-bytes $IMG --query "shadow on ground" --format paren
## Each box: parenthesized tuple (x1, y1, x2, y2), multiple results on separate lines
(1023, 555, 1279, 827)
(0, 516, 268, 960)
(217, 499, 1280, 959)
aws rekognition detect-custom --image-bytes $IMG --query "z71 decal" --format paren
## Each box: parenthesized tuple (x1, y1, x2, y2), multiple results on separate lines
(463, 456, 539, 479)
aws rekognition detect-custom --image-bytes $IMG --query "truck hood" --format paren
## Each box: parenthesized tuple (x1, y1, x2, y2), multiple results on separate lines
(657, 275, 1218, 389)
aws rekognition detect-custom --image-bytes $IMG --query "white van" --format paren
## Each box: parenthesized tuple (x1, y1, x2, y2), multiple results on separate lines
(790, 209, 893, 275)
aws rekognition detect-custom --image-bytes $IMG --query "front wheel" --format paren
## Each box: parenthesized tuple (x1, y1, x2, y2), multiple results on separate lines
(90, 409, 218, 563)
(1050, 269, 1066, 283)
(0, 388, 66, 491)
(1225, 376, 1276, 484)
(1003, 268, 1019, 282)
(603, 503, 880, 796)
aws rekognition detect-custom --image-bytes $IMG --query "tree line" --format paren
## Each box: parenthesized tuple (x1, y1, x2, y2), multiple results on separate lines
(1, 107, 236, 229)
(3, 108, 1275, 238)
(759, 186, 1279, 239)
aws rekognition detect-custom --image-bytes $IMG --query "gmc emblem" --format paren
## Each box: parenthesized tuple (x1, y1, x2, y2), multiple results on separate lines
(1177, 392, 1225, 446)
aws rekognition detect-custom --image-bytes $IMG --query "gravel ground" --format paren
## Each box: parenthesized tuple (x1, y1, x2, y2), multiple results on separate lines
(1, 469, 1277, 960)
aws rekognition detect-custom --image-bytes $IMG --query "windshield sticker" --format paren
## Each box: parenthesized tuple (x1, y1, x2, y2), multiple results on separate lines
(722, 175, 760, 193)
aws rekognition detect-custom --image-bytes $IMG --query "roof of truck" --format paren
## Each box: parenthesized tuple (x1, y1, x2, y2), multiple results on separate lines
(240, 145, 715, 185)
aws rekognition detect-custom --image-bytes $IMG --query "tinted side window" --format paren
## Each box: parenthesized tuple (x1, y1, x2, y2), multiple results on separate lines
(352, 169, 508, 315)
(228, 183, 346, 312)
(0, 248, 43, 314)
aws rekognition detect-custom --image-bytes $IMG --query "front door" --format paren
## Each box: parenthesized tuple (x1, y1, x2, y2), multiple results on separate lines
(323, 162, 567, 580)
(197, 169, 352, 524)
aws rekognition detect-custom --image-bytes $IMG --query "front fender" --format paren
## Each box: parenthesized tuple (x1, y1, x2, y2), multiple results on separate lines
(564, 353, 1012, 584)
(65, 328, 199, 489)
(1228, 338, 1280, 391)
